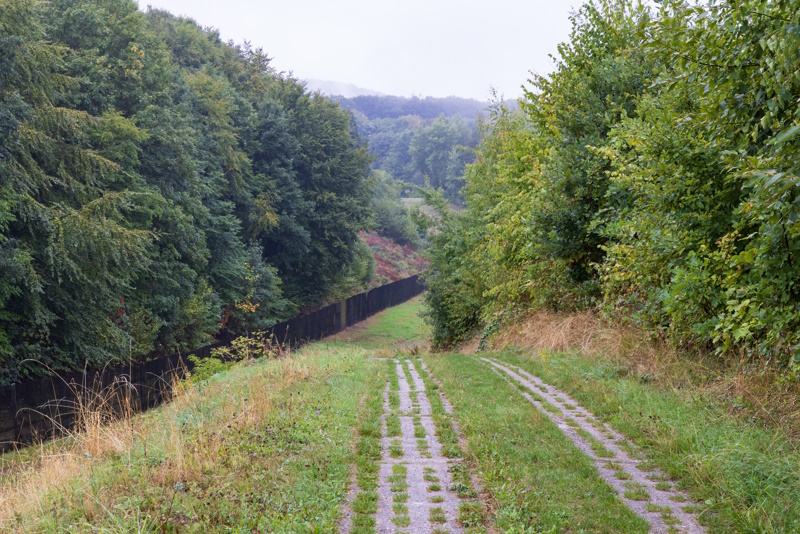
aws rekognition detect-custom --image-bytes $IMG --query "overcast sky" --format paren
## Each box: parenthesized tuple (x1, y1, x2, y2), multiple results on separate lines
(138, 0, 579, 101)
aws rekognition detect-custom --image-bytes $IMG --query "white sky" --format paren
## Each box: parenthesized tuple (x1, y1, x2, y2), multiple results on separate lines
(138, 0, 579, 101)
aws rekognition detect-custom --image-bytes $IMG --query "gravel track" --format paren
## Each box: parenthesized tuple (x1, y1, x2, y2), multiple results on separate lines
(483, 357, 706, 534)
(372, 359, 464, 534)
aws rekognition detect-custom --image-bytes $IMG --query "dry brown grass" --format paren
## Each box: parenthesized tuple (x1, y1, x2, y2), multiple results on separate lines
(473, 309, 800, 441)
(0, 348, 321, 529)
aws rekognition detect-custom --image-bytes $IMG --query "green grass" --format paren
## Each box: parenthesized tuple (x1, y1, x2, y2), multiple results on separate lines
(386, 412, 401, 437)
(429, 506, 446, 523)
(17, 294, 797, 534)
(3, 344, 381, 532)
(389, 440, 404, 458)
(329, 296, 429, 349)
(623, 482, 650, 501)
(424, 353, 649, 534)
(392, 514, 410, 527)
(0, 299, 428, 532)
(392, 492, 408, 503)
(351, 361, 387, 534)
(353, 491, 378, 514)
(493, 349, 800, 532)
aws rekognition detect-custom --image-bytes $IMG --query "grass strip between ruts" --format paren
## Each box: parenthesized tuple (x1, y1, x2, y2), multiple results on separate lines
(423, 353, 649, 533)
(492, 349, 800, 533)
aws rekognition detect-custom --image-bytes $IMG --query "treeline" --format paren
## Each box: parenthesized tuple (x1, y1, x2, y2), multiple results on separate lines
(340, 96, 483, 202)
(338, 95, 486, 121)
(0, 0, 383, 385)
(424, 0, 800, 371)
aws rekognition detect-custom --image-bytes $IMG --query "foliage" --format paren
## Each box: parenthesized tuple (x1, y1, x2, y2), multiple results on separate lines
(345, 97, 483, 203)
(424, 0, 800, 370)
(416, 185, 486, 348)
(369, 170, 420, 246)
(360, 232, 427, 286)
(409, 114, 476, 201)
(0, 0, 377, 384)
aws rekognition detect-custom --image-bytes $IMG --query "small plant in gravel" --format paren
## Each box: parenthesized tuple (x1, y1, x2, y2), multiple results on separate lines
(393, 492, 409, 503)
(540, 401, 563, 415)
(389, 440, 404, 458)
(386, 413, 401, 437)
(413, 419, 426, 438)
(576, 429, 615, 458)
(623, 482, 650, 501)
(615, 439, 645, 459)
(448, 464, 479, 499)
(427, 482, 441, 491)
(401, 360, 414, 385)
(388, 359, 401, 389)
(352, 513, 376, 532)
(429, 506, 447, 523)
(636, 461, 658, 472)
(409, 391, 420, 413)
(388, 391, 400, 411)
(389, 463, 409, 525)
(391, 480, 408, 492)
(392, 514, 411, 527)
(646, 503, 669, 513)
(614, 470, 632, 480)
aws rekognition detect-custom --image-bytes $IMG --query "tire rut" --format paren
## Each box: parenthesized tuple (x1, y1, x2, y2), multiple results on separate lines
(373, 359, 464, 534)
(483, 356, 706, 534)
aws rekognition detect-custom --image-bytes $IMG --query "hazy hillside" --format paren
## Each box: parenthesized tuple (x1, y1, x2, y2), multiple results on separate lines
(304, 78, 384, 98)
(338, 94, 488, 120)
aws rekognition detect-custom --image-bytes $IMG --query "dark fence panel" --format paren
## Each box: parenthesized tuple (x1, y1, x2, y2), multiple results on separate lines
(0, 275, 425, 452)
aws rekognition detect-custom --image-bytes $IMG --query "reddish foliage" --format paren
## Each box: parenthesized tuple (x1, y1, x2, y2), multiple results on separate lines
(360, 232, 428, 287)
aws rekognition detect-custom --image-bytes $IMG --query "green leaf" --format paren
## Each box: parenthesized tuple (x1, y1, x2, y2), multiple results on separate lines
(770, 125, 800, 146)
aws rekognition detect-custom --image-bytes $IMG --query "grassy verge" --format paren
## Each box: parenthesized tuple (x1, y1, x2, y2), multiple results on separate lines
(328, 296, 429, 349)
(423, 353, 648, 533)
(1, 344, 377, 532)
(493, 349, 800, 532)
(350, 361, 387, 534)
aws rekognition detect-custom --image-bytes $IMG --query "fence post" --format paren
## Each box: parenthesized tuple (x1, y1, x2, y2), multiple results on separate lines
(340, 300, 346, 331)
(11, 383, 18, 443)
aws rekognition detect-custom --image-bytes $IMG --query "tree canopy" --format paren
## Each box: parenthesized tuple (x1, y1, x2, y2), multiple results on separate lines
(423, 0, 800, 374)
(0, 0, 375, 384)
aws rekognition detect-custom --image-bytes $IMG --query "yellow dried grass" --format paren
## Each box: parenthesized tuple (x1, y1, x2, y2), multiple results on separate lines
(472, 309, 800, 440)
(0, 348, 312, 528)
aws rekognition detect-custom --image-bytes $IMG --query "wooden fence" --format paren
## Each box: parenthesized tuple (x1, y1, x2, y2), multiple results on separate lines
(0, 275, 425, 451)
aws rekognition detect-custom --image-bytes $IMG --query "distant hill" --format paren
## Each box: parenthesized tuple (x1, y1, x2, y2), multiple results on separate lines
(337, 95, 488, 120)
(305, 79, 384, 98)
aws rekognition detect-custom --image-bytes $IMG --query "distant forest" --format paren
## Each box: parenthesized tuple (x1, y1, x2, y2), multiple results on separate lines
(338, 95, 487, 121)
(337, 96, 488, 202)
(0, 0, 423, 385)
